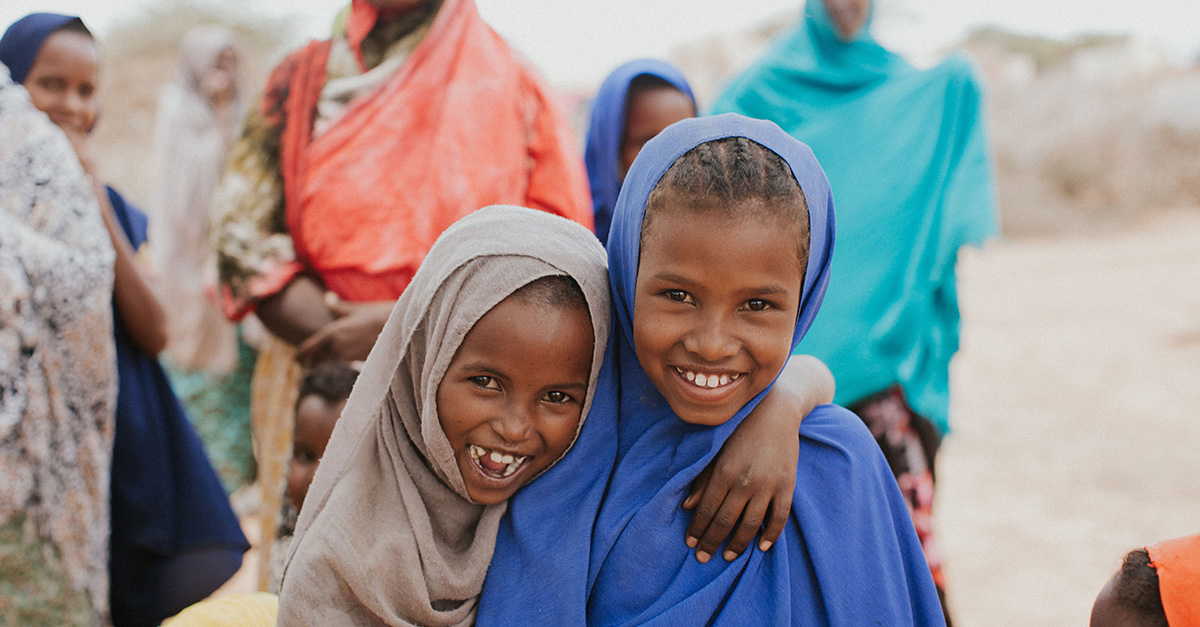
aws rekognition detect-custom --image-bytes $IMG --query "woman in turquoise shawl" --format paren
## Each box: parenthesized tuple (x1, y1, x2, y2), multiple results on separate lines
(711, 0, 999, 618)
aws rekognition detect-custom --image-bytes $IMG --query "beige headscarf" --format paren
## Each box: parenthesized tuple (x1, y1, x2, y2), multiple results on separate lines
(277, 206, 610, 625)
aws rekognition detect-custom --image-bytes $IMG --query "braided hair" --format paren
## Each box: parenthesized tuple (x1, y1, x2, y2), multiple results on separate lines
(643, 136, 810, 272)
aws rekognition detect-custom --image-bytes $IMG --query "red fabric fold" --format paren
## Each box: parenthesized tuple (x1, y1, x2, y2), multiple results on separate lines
(281, 0, 591, 303)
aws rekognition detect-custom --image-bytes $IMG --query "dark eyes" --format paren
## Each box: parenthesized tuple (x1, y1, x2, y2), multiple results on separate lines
(293, 449, 318, 463)
(36, 77, 65, 91)
(469, 375, 501, 390)
(544, 390, 574, 404)
(744, 299, 771, 312)
(663, 289, 694, 304)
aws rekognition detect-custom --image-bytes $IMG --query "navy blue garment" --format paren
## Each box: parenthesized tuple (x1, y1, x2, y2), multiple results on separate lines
(0, 12, 85, 83)
(479, 115, 945, 625)
(106, 187, 249, 627)
(583, 58, 695, 245)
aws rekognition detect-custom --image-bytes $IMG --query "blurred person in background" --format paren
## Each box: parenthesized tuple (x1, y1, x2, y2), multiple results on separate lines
(151, 24, 258, 496)
(208, 0, 591, 588)
(584, 58, 697, 244)
(712, 0, 1001, 622)
(0, 14, 249, 625)
(0, 57, 116, 626)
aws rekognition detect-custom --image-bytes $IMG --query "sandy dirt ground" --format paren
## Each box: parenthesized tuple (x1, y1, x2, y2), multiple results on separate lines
(210, 208, 1200, 623)
(939, 207, 1200, 626)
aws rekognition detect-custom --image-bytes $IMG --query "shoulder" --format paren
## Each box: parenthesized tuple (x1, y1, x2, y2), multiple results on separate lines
(796, 404, 885, 468)
(928, 52, 986, 96)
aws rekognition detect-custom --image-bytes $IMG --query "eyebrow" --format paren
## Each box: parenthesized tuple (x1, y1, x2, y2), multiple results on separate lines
(455, 362, 590, 390)
(646, 272, 794, 297)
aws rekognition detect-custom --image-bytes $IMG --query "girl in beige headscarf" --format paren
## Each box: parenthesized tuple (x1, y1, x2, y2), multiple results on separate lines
(277, 205, 610, 625)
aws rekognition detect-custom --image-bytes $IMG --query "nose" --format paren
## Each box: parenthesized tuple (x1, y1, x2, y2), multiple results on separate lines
(491, 402, 536, 444)
(681, 311, 740, 362)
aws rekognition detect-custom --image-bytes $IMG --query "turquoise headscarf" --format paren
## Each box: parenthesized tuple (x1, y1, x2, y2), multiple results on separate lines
(712, 0, 999, 432)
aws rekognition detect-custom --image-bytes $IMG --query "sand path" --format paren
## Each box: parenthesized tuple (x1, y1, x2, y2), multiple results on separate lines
(940, 208, 1200, 625)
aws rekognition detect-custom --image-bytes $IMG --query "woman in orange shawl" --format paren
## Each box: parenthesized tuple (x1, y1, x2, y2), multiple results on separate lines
(209, 0, 590, 588)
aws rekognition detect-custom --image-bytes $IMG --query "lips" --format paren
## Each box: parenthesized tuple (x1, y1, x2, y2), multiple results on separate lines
(466, 443, 529, 479)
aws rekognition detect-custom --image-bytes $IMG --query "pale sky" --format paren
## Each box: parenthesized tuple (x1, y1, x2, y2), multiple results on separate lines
(2, 0, 1198, 89)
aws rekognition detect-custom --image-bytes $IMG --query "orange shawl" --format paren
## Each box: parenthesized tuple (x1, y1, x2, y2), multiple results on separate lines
(221, 0, 590, 314)
(1148, 533, 1200, 626)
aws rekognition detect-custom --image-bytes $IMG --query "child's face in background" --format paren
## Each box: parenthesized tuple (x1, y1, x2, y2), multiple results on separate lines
(287, 395, 346, 510)
(618, 86, 695, 181)
(437, 294, 593, 505)
(634, 198, 805, 426)
(23, 30, 99, 136)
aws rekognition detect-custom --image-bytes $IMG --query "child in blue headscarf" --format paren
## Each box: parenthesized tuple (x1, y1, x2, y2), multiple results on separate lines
(0, 13, 249, 626)
(585, 59, 696, 244)
(711, 2, 1000, 616)
(479, 114, 945, 625)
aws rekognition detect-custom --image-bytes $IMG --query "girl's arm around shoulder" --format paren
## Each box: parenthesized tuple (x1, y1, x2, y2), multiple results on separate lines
(681, 355, 835, 562)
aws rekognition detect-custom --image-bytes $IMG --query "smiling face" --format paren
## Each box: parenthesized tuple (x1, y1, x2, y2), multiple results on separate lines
(436, 293, 594, 505)
(633, 198, 806, 426)
(23, 29, 100, 135)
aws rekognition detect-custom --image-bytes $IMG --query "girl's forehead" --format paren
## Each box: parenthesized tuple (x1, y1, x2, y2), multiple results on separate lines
(37, 30, 99, 66)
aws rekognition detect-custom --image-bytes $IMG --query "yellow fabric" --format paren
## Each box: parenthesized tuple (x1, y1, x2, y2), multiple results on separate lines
(167, 592, 278, 626)
(249, 335, 303, 591)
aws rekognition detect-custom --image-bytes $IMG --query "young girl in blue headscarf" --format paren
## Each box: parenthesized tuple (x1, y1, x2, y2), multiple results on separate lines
(711, 2, 1000, 616)
(0, 13, 249, 625)
(478, 114, 945, 625)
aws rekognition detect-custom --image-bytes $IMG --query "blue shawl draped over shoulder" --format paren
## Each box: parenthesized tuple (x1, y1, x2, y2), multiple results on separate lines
(711, 0, 999, 433)
(584, 59, 695, 245)
(479, 115, 944, 625)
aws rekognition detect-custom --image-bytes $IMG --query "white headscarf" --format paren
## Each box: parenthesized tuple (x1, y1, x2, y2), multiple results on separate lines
(149, 24, 243, 371)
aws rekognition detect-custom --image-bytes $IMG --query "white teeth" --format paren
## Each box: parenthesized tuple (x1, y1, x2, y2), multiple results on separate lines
(470, 444, 528, 479)
(677, 368, 740, 389)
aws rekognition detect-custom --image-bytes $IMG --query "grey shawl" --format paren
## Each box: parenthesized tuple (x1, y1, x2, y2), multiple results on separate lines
(277, 205, 610, 625)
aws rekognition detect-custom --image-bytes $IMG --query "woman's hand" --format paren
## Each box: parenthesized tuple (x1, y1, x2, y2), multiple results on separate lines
(295, 296, 394, 364)
(682, 355, 835, 562)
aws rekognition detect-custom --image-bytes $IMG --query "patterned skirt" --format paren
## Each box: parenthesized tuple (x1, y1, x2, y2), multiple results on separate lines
(846, 385, 950, 620)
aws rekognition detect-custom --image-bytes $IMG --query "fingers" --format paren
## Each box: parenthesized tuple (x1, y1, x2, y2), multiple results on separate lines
(682, 465, 712, 511)
(723, 493, 773, 561)
(758, 490, 793, 552)
(295, 327, 333, 364)
(692, 489, 751, 563)
(684, 465, 724, 549)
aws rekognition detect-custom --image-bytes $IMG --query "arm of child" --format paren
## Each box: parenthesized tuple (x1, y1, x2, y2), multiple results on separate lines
(67, 128, 169, 357)
(681, 354, 835, 562)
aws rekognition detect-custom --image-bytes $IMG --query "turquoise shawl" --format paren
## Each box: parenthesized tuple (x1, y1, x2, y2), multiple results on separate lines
(712, 0, 998, 432)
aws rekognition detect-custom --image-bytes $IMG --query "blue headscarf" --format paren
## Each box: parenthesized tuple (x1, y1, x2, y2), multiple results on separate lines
(584, 58, 695, 245)
(711, 0, 999, 433)
(479, 114, 945, 625)
(0, 13, 87, 84)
